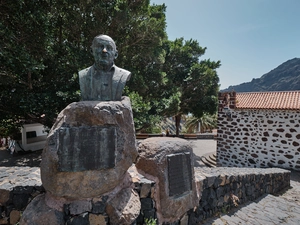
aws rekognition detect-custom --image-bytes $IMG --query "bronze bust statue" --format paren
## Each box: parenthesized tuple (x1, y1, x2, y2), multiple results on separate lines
(79, 35, 131, 101)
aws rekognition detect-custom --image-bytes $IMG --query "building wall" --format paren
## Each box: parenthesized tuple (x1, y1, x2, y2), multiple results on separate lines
(217, 109, 300, 170)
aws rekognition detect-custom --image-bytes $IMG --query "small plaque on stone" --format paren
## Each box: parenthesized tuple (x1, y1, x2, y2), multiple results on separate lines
(167, 152, 192, 197)
(57, 126, 116, 172)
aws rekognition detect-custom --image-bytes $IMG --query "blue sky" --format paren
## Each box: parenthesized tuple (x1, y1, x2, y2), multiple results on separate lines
(151, 0, 300, 89)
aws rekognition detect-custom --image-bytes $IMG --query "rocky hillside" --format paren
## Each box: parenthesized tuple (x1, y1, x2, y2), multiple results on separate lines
(222, 58, 300, 92)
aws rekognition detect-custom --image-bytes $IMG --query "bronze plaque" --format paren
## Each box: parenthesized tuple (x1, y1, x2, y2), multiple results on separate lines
(57, 126, 116, 172)
(167, 152, 192, 196)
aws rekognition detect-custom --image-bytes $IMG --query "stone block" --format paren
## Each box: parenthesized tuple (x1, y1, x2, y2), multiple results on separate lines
(106, 188, 141, 225)
(12, 194, 30, 210)
(20, 194, 65, 225)
(91, 196, 108, 214)
(9, 210, 21, 225)
(205, 174, 216, 188)
(0, 217, 8, 225)
(89, 214, 107, 225)
(66, 213, 89, 225)
(41, 97, 137, 199)
(216, 187, 224, 198)
(140, 183, 152, 198)
(180, 214, 189, 225)
(69, 200, 92, 215)
(136, 137, 198, 224)
(0, 190, 10, 205)
(13, 187, 34, 195)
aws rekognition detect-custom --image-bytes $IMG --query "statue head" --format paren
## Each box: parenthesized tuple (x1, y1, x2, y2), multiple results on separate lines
(91, 35, 118, 70)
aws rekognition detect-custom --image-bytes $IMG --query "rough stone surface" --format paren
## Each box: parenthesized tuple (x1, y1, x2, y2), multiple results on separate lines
(0, 217, 8, 225)
(140, 182, 152, 198)
(0, 167, 41, 194)
(106, 187, 141, 225)
(41, 97, 137, 199)
(0, 166, 43, 224)
(10, 210, 21, 225)
(20, 194, 65, 225)
(128, 165, 157, 223)
(69, 199, 92, 215)
(89, 214, 107, 225)
(1, 165, 294, 224)
(136, 137, 198, 224)
(217, 108, 300, 170)
(189, 167, 291, 223)
(66, 213, 89, 225)
(202, 179, 300, 225)
(0, 189, 10, 205)
(180, 214, 189, 225)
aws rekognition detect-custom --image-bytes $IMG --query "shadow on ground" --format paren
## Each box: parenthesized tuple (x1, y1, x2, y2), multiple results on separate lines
(193, 153, 207, 167)
(290, 170, 300, 182)
(0, 148, 42, 167)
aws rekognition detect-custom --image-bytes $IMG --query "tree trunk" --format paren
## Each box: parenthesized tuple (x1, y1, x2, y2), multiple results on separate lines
(175, 114, 181, 136)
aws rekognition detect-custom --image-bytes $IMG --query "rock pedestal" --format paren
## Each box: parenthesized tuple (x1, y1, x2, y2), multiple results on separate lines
(41, 97, 137, 199)
(136, 137, 198, 224)
(21, 97, 140, 225)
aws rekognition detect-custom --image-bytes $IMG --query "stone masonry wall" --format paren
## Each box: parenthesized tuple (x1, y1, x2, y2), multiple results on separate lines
(189, 167, 290, 224)
(0, 166, 290, 225)
(217, 109, 300, 170)
(0, 167, 43, 225)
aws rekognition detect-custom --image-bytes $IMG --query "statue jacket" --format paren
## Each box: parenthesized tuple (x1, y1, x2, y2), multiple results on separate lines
(79, 64, 131, 101)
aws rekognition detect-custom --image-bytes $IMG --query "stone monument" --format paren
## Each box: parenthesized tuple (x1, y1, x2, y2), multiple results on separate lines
(136, 137, 198, 224)
(21, 35, 140, 225)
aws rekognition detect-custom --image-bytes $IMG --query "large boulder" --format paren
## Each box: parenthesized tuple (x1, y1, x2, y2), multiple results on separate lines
(20, 194, 64, 225)
(136, 137, 198, 224)
(41, 97, 137, 199)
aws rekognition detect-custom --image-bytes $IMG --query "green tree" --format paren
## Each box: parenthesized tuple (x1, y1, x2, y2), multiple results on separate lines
(0, 0, 167, 132)
(162, 38, 220, 136)
(185, 113, 217, 133)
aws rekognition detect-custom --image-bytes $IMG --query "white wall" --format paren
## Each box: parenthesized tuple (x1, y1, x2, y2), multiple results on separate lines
(217, 109, 300, 170)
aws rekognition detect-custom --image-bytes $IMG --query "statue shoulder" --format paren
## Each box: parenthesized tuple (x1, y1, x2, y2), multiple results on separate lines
(79, 66, 92, 78)
(114, 66, 131, 81)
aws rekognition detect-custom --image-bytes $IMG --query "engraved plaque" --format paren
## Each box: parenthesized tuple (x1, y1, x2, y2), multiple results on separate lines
(57, 126, 116, 172)
(167, 152, 192, 196)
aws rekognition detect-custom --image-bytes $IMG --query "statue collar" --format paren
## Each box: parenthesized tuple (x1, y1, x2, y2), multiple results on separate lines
(93, 64, 115, 73)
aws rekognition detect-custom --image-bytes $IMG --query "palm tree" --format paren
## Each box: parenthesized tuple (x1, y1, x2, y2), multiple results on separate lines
(185, 113, 217, 133)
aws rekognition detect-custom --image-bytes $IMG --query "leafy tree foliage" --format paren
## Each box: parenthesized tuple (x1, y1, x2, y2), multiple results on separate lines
(0, 0, 220, 136)
(0, 0, 167, 132)
(162, 38, 221, 135)
(185, 113, 217, 133)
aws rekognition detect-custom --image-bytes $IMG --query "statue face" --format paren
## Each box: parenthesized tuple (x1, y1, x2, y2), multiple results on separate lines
(91, 35, 118, 68)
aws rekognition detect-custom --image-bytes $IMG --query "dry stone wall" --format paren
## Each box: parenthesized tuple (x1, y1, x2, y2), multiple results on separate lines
(217, 109, 300, 170)
(189, 167, 290, 224)
(1, 166, 290, 225)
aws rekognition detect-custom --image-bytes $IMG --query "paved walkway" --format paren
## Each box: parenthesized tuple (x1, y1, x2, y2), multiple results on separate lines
(0, 147, 42, 167)
(188, 139, 217, 167)
(200, 179, 300, 225)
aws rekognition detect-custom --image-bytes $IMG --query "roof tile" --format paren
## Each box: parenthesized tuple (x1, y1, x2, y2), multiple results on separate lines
(236, 91, 300, 110)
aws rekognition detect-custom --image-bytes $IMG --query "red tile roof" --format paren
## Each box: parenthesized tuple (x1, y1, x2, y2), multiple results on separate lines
(236, 91, 300, 110)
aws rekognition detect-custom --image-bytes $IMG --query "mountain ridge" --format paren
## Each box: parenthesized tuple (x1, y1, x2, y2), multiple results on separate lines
(222, 58, 300, 92)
